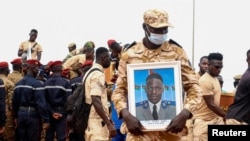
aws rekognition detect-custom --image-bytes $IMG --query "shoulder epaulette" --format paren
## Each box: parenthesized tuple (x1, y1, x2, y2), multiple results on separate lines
(123, 41, 136, 51)
(169, 39, 193, 67)
(169, 39, 182, 48)
(136, 100, 149, 109)
(161, 100, 175, 108)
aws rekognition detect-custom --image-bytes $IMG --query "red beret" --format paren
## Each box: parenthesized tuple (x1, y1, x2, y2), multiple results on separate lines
(61, 68, 70, 78)
(0, 62, 9, 68)
(107, 39, 116, 47)
(50, 60, 62, 68)
(46, 61, 54, 68)
(82, 60, 93, 68)
(26, 59, 41, 66)
(11, 58, 22, 65)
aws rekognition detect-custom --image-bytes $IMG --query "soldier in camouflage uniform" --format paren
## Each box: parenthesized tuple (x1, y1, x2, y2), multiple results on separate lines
(0, 62, 15, 141)
(7, 58, 23, 84)
(111, 9, 202, 141)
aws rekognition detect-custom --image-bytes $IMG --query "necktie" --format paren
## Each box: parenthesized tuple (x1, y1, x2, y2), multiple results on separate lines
(152, 104, 158, 120)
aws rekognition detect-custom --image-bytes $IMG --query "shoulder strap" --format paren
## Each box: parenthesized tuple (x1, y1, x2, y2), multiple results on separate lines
(32, 42, 37, 49)
(169, 39, 182, 48)
(82, 68, 101, 84)
(123, 41, 136, 52)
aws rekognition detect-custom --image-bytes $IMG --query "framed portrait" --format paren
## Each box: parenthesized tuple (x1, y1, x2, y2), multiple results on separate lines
(127, 61, 183, 131)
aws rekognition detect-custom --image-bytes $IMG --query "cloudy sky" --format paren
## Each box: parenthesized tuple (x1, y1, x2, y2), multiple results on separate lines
(0, 0, 249, 92)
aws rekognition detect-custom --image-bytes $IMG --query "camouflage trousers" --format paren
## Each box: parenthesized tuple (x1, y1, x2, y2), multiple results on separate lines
(1, 111, 15, 141)
(179, 118, 194, 141)
(193, 117, 224, 141)
(126, 131, 180, 141)
(225, 119, 247, 125)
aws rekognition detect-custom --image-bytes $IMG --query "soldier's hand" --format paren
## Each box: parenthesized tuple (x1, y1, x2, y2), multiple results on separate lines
(107, 123, 117, 138)
(166, 109, 191, 133)
(122, 109, 145, 136)
(43, 123, 50, 130)
(52, 113, 62, 120)
(0, 127, 5, 134)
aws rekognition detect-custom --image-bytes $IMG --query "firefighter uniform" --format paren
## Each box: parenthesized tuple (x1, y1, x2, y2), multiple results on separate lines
(0, 62, 15, 141)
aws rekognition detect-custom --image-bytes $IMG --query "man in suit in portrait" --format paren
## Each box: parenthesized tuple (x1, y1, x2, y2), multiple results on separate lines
(136, 73, 176, 121)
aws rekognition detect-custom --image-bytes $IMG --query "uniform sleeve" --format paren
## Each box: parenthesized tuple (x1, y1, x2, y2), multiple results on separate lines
(65, 80, 72, 101)
(89, 71, 105, 97)
(19, 41, 25, 50)
(6, 80, 15, 111)
(44, 81, 53, 114)
(12, 85, 19, 119)
(177, 47, 202, 116)
(0, 79, 6, 127)
(78, 54, 86, 64)
(34, 82, 49, 123)
(111, 57, 129, 118)
(36, 43, 43, 52)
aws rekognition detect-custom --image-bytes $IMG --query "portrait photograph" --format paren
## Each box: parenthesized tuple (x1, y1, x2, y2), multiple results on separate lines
(127, 61, 183, 131)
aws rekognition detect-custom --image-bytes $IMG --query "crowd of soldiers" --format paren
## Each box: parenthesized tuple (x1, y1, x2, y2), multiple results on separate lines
(0, 27, 109, 141)
(1, 8, 249, 141)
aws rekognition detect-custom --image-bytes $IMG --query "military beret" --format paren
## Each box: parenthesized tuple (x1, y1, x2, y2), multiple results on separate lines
(46, 61, 54, 68)
(68, 43, 76, 48)
(50, 60, 62, 68)
(82, 60, 93, 68)
(0, 62, 9, 68)
(26, 59, 41, 66)
(84, 41, 95, 49)
(11, 58, 22, 65)
(107, 39, 116, 47)
(144, 9, 173, 28)
(61, 68, 70, 78)
(233, 74, 242, 80)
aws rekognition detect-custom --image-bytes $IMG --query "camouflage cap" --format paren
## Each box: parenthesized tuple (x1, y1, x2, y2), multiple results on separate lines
(233, 74, 242, 80)
(143, 9, 173, 28)
(68, 43, 76, 48)
(84, 41, 95, 49)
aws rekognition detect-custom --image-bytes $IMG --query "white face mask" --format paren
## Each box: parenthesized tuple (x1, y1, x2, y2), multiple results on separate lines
(146, 26, 168, 45)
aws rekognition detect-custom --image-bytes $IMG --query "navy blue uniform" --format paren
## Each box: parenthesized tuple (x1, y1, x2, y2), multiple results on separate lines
(12, 74, 49, 141)
(44, 74, 72, 141)
(0, 79, 6, 128)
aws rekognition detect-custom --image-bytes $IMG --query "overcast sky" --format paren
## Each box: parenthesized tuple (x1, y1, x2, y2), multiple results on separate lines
(0, 0, 249, 92)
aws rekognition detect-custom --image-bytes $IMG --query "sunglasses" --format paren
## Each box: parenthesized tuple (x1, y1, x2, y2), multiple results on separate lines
(213, 65, 223, 69)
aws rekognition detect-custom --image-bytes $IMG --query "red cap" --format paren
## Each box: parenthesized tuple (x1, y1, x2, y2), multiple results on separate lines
(107, 39, 116, 47)
(26, 59, 41, 66)
(0, 62, 9, 68)
(61, 68, 70, 79)
(82, 60, 93, 68)
(46, 61, 54, 68)
(50, 60, 62, 68)
(11, 58, 22, 65)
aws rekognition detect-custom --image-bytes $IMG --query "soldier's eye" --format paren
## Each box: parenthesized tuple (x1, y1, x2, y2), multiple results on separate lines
(147, 86, 162, 92)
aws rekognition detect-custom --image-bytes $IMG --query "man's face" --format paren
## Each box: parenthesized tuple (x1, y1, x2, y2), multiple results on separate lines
(208, 60, 223, 77)
(102, 52, 111, 69)
(199, 58, 208, 73)
(145, 78, 163, 104)
(68, 46, 76, 52)
(29, 31, 37, 42)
